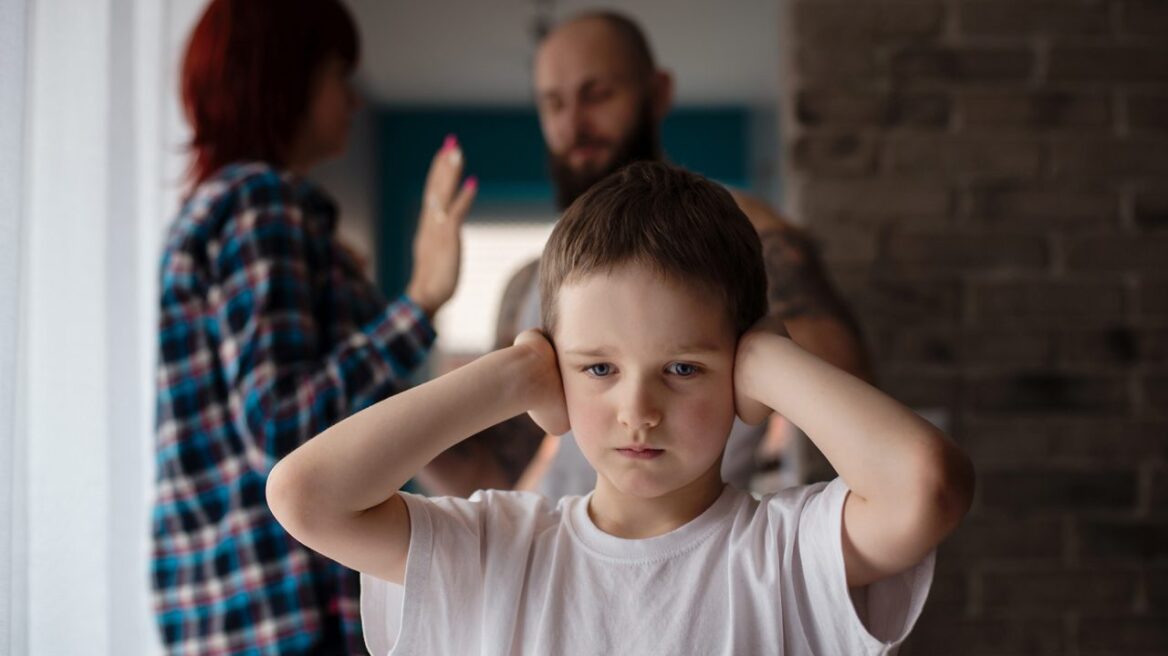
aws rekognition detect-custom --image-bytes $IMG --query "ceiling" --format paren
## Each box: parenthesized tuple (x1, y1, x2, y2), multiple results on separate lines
(347, 0, 781, 106)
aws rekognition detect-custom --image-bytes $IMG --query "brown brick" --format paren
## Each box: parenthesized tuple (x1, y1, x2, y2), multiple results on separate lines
(968, 279, 1127, 326)
(967, 372, 1131, 414)
(1144, 373, 1168, 415)
(1151, 469, 1168, 513)
(959, 417, 1168, 466)
(1066, 233, 1168, 272)
(1128, 93, 1168, 132)
(980, 468, 1139, 512)
(796, 89, 950, 128)
(982, 567, 1140, 615)
(942, 516, 1063, 562)
(799, 178, 954, 225)
(1120, 0, 1168, 37)
(1134, 188, 1168, 230)
(882, 232, 1048, 273)
(887, 135, 1043, 178)
(1139, 279, 1168, 320)
(1051, 138, 1168, 181)
(902, 617, 1065, 656)
(881, 368, 959, 408)
(925, 564, 970, 614)
(791, 133, 878, 175)
(795, 44, 883, 78)
(814, 223, 880, 266)
(968, 183, 1119, 225)
(796, 90, 886, 127)
(960, 329, 1052, 366)
(1079, 519, 1168, 562)
(968, 184, 1119, 229)
(870, 324, 959, 365)
(1148, 567, 1168, 609)
(1049, 46, 1168, 82)
(960, 90, 1112, 130)
(959, 1, 1112, 37)
(892, 93, 954, 128)
(834, 274, 963, 322)
(1080, 616, 1168, 653)
(891, 46, 1034, 82)
(793, 1, 945, 41)
(1055, 327, 1153, 366)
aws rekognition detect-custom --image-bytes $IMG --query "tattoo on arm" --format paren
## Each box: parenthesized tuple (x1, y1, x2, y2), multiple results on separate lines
(757, 227, 857, 328)
(437, 258, 544, 489)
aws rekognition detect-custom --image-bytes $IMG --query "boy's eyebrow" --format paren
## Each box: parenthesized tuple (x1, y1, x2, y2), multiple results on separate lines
(562, 343, 725, 358)
(562, 347, 613, 358)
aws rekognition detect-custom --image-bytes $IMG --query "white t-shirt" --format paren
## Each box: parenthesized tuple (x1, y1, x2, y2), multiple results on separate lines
(361, 478, 934, 655)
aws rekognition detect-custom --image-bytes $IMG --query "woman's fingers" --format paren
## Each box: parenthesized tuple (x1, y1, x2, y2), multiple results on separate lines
(423, 135, 464, 222)
(406, 136, 475, 317)
(444, 176, 478, 227)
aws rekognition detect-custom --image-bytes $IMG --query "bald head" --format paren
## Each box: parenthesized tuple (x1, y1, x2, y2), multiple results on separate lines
(534, 11, 672, 208)
(539, 12, 656, 81)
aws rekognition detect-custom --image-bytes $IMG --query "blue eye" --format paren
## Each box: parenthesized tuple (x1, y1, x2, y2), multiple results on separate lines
(667, 362, 699, 377)
(585, 363, 613, 377)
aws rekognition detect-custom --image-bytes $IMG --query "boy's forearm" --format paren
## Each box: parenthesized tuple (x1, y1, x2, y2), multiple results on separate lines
(269, 345, 538, 516)
(738, 334, 970, 507)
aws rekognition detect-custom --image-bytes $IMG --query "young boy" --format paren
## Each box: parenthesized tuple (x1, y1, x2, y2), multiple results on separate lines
(267, 162, 974, 655)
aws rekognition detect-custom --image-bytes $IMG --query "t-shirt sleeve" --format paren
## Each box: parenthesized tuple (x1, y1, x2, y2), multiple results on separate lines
(360, 490, 554, 655)
(786, 478, 935, 654)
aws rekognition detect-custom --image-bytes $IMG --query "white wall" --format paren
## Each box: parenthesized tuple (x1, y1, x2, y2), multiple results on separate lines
(5, 0, 184, 652)
(1, 0, 31, 653)
(349, 0, 781, 105)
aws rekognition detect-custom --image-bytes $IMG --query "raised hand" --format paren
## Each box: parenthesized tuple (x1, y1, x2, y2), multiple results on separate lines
(406, 135, 478, 317)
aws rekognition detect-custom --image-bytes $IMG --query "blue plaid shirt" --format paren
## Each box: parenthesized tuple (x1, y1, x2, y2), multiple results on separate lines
(152, 162, 434, 655)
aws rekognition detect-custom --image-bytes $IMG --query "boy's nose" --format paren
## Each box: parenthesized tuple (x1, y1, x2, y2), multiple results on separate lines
(617, 382, 662, 431)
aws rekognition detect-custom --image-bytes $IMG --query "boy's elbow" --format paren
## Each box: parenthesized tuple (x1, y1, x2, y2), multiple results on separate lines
(910, 434, 976, 536)
(266, 460, 310, 535)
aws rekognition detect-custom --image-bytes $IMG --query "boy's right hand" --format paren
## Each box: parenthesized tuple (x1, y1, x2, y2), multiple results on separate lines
(513, 329, 570, 436)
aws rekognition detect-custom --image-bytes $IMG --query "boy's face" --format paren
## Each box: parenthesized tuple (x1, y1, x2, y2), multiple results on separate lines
(553, 262, 738, 502)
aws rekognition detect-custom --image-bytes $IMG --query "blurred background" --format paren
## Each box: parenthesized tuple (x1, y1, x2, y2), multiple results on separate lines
(2, 0, 1165, 654)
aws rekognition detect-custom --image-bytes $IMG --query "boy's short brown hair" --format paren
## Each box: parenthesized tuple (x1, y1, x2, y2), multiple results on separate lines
(540, 161, 767, 337)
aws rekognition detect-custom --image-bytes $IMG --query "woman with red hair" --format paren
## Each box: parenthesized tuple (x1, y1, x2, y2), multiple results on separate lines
(152, 1, 474, 652)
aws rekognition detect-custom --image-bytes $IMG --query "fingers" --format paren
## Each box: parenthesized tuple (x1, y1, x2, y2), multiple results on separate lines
(444, 176, 478, 227)
(423, 134, 466, 223)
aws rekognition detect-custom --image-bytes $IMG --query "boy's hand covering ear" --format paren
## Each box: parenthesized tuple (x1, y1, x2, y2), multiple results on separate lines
(513, 329, 571, 436)
(734, 323, 781, 426)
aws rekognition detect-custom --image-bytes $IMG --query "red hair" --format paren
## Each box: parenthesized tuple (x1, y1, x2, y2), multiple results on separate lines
(181, 0, 359, 188)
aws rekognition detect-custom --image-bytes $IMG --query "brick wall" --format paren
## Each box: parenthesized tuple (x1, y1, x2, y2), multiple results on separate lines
(778, 1, 1167, 653)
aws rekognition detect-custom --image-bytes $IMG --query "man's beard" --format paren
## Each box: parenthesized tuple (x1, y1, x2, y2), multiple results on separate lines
(548, 103, 661, 210)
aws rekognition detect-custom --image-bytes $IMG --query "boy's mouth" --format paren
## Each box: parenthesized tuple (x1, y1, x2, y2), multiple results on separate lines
(616, 446, 665, 460)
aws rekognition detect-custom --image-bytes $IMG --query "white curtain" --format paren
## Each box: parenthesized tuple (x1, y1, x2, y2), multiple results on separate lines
(1, 0, 200, 653)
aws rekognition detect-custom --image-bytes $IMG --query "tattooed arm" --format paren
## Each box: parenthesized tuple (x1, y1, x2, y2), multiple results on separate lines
(416, 259, 546, 496)
(732, 192, 874, 384)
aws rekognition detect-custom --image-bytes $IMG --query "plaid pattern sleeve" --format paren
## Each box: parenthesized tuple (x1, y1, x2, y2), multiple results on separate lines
(152, 163, 434, 655)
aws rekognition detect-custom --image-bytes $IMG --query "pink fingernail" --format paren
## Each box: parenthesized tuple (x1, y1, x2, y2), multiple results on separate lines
(465, 175, 478, 190)
(442, 134, 458, 152)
